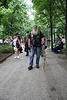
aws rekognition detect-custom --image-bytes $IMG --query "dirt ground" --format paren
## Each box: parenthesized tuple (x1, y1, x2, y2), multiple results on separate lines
(0, 53, 12, 63)
(47, 49, 67, 71)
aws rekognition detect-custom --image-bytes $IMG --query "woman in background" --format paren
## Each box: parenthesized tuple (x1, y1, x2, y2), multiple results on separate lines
(12, 34, 21, 59)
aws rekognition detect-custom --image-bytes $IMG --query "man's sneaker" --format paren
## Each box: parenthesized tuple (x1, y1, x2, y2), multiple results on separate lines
(17, 56, 19, 59)
(36, 65, 39, 69)
(28, 66, 33, 70)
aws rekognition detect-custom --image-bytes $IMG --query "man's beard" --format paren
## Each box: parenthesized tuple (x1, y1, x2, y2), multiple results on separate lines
(32, 29, 38, 35)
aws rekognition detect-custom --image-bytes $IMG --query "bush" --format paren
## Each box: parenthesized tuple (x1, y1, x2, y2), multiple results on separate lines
(0, 43, 14, 54)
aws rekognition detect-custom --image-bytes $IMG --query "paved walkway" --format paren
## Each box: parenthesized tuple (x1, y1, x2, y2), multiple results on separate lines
(0, 49, 67, 100)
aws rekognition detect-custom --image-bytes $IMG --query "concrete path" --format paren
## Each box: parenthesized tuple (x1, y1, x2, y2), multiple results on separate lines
(0, 49, 67, 100)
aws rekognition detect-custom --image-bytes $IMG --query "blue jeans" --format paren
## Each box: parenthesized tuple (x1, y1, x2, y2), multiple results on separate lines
(29, 47, 41, 66)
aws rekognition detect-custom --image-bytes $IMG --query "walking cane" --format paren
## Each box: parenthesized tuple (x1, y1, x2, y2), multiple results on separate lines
(43, 45, 45, 69)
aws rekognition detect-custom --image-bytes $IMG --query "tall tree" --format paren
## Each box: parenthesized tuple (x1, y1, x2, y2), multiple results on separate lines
(0, 0, 32, 38)
(32, 0, 67, 57)
(65, 0, 67, 57)
(0, 0, 12, 7)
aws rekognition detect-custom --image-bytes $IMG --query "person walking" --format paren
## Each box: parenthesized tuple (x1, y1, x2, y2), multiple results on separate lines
(24, 31, 29, 56)
(16, 32, 23, 53)
(12, 34, 21, 59)
(28, 25, 44, 70)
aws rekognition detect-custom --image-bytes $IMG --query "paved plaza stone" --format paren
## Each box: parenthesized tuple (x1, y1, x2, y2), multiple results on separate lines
(0, 49, 67, 100)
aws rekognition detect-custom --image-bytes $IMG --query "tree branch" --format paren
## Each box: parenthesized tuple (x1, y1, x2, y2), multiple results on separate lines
(55, 1, 66, 16)
(0, 0, 7, 7)
(54, 10, 65, 25)
(59, 0, 66, 13)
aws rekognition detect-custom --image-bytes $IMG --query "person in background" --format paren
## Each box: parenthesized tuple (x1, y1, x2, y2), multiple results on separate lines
(12, 34, 21, 59)
(53, 39, 63, 53)
(10, 36, 13, 42)
(41, 33, 44, 57)
(44, 37, 47, 49)
(9, 36, 13, 45)
(62, 36, 66, 45)
(55, 35, 60, 43)
(24, 31, 29, 56)
(28, 25, 44, 70)
(16, 32, 23, 53)
(41, 41, 44, 57)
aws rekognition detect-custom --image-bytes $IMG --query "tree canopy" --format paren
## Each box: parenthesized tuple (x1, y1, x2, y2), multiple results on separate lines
(0, 0, 67, 57)
(0, 0, 33, 38)
(32, 0, 66, 35)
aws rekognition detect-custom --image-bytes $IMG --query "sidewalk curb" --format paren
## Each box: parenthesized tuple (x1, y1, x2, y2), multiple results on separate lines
(0, 53, 13, 63)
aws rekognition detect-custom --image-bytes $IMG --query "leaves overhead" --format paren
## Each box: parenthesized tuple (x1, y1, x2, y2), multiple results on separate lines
(0, 0, 33, 38)
(32, 0, 66, 36)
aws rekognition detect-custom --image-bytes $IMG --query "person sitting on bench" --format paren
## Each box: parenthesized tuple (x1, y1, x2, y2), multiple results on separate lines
(53, 40, 63, 53)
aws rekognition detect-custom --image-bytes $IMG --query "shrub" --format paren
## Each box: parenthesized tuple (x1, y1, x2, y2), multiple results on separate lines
(0, 43, 14, 54)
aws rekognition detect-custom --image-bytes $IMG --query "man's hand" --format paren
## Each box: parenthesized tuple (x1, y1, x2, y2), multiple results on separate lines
(56, 45, 59, 47)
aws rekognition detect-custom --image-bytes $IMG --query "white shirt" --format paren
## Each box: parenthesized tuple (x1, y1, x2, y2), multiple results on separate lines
(13, 38, 18, 47)
(62, 38, 65, 44)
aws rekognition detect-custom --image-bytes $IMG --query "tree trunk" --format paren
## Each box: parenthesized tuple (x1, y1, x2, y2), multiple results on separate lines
(50, 20, 53, 51)
(54, 33, 55, 43)
(50, 3, 53, 51)
(66, 0, 67, 58)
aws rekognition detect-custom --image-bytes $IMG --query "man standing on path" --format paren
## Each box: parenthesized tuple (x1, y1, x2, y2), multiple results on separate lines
(28, 25, 44, 70)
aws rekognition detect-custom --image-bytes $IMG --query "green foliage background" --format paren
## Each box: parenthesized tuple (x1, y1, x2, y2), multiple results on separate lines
(32, 0, 66, 38)
(0, 0, 33, 39)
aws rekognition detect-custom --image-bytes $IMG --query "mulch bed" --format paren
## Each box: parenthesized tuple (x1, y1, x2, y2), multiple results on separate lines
(0, 53, 12, 63)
